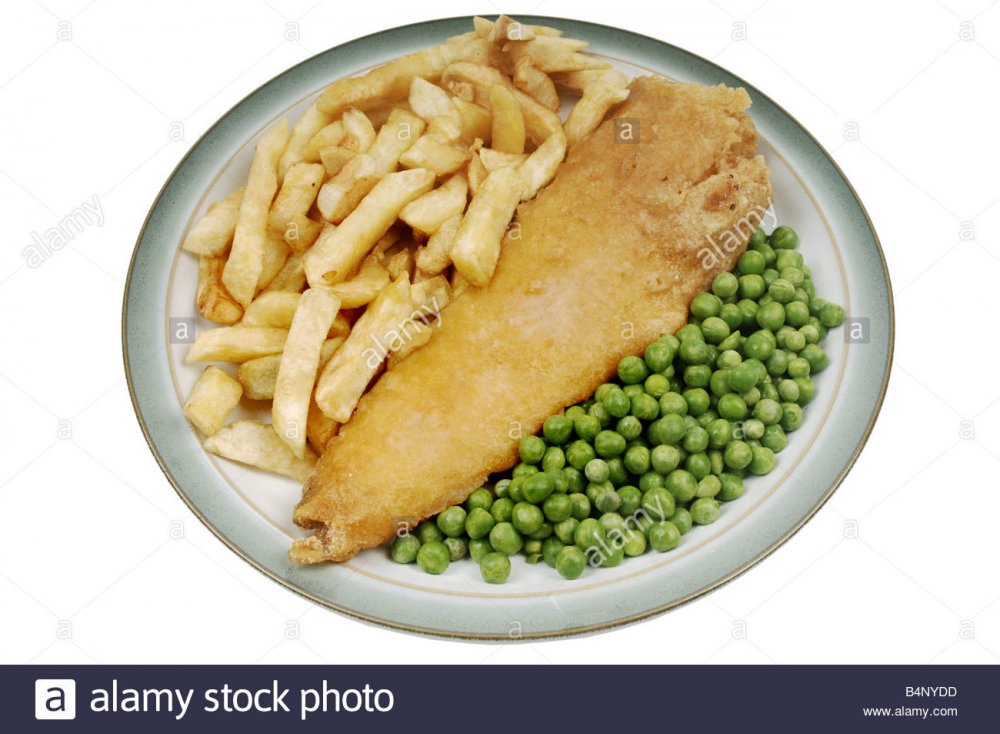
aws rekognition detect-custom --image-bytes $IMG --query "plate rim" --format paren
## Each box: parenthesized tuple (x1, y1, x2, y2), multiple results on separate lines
(122, 14, 894, 641)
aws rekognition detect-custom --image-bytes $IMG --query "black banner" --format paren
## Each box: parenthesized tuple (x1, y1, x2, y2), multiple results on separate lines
(12, 665, 996, 732)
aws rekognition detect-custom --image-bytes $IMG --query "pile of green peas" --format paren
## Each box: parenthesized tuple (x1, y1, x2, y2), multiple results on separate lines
(391, 225, 844, 583)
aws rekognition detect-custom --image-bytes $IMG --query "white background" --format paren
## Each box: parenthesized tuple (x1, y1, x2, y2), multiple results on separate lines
(1, 0, 997, 664)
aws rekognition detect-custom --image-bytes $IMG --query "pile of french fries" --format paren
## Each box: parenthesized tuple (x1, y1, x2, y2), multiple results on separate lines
(179, 16, 630, 480)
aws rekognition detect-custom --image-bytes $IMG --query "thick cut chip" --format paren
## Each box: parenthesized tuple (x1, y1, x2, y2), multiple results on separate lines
(326, 252, 390, 308)
(302, 120, 346, 162)
(562, 70, 630, 145)
(204, 420, 317, 482)
(273, 289, 341, 458)
(268, 162, 324, 248)
(305, 168, 434, 287)
(241, 291, 301, 328)
(237, 354, 281, 400)
(512, 57, 560, 111)
(519, 126, 567, 200)
(279, 103, 331, 178)
(399, 172, 468, 234)
(450, 166, 523, 286)
(415, 213, 460, 275)
(262, 253, 306, 294)
(197, 255, 244, 325)
(186, 326, 287, 363)
(223, 121, 289, 307)
(488, 84, 526, 154)
(182, 187, 244, 256)
(183, 366, 243, 436)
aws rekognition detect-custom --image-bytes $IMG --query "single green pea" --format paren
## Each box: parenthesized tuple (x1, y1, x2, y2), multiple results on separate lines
(749, 227, 768, 247)
(787, 357, 811, 379)
(569, 492, 591, 520)
(574, 517, 606, 549)
(718, 304, 743, 332)
(709, 449, 725, 476)
(599, 512, 626, 534)
(618, 355, 650, 384)
(766, 349, 788, 377)
(644, 340, 675, 372)
(775, 249, 804, 271)
(416, 521, 443, 544)
(615, 415, 643, 442)
(716, 348, 742, 370)
(630, 392, 660, 420)
(691, 291, 723, 319)
(573, 413, 602, 442)
(742, 418, 766, 440)
(718, 473, 744, 502)
(489, 522, 523, 555)
(713, 271, 739, 298)
(738, 250, 766, 275)
(595, 430, 626, 458)
(617, 528, 644, 557)
(564, 405, 587, 421)
(599, 544, 626, 568)
(738, 273, 766, 300)
(770, 225, 799, 250)
(556, 545, 587, 579)
(785, 300, 810, 327)
(541, 536, 565, 567)
(819, 302, 844, 327)
(541, 414, 574, 445)
(511, 502, 545, 535)
(391, 534, 421, 564)
(588, 402, 612, 427)
(724, 440, 753, 470)
(683, 388, 711, 416)
(665, 469, 697, 504)
(566, 440, 597, 470)
(657, 392, 686, 417)
(542, 492, 574, 523)
(799, 344, 829, 373)
(522, 472, 555, 503)
(554, 517, 579, 544)
(794, 377, 817, 405)
(707, 418, 732, 448)
(697, 409, 719, 429)
(443, 536, 468, 561)
(749, 445, 777, 475)
(416, 541, 450, 574)
(701, 316, 731, 345)
(623, 444, 651, 475)
(718, 393, 749, 421)
(709, 368, 733, 398)
(518, 435, 546, 465)
(768, 278, 796, 304)
(594, 486, 621, 514)
(465, 507, 496, 539)
(683, 425, 710, 453)
(696, 474, 722, 498)
(490, 497, 514, 523)
(617, 485, 642, 516)
(728, 361, 760, 393)
(650, 444, 682, 474)
(479, 552, 511, 584)
(644, 373, 671, 398)
(762, 268, 779, 289)
(690, 498, 722, 525)
(670, 507, 693, 535)
(780, 402, 804, 431)
(679, 339, 711, 366)
(585, 458, 611, 484)
(641, 486, 676, 521)
(493, 478, 511, 499)
(756, 301, 786, 332)
(744, 331, 775, 361)
(545, 468, 568, 494)
(761, 424, 788, 453)
(784, 330, 806, 353)
(465, 487, 494, 513)
(623, 384, 644, 401)
(638, 471, 666, 493)
(541, 445, 566, 472)
(737, 298, 760, 327)
(742, 386, 761, 408)
(648, 521, 681, 552)
(683, 365, 711, 390)
(761, 381, 779, 402)
(753, 397, 783, 425)
(563, 466, 585, 494)
(685, 452, 712, 480)
(602, 388, 631, 418)
(798, 323, 820, 345)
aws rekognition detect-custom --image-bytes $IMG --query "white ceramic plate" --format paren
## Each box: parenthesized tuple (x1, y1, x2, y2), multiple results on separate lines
(124, 16, 893, 639)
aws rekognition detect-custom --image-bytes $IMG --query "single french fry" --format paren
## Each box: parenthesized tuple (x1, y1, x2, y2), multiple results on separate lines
(409, 78, 461, 133)
(223, 121, 289, 307)
(563, 70, 630, 145)
(512, 57, 560, 112)
(183, 366, 243, 436)
(268, 162, 325, 242)
(489, 84, 526, 154)
(325, 253, 390, 308)
(302, 120, 345, 162)
(415, 212, 460, 275)
(305, 168, 434, 287)
(520, 126, 567, 200)
(257, 230, 291, 295)
(314, 275, 412, 422)
(182, 187, 244, 256)
(399, 171, 468, 234)
(204, 420, 317, 482)
(317, 108, 426, 222)
(273, 289, 341, 458)
(279, 214, 324, 254)
(450, 166, 523, 286)
(386, 320, 434, 369)
(397, 135, 469, 177)
(410, 274, 451, 316)
(197, 255, 244, 325)
(315, 34, 489, 117)
(307, 399, 340, 455)
(505, 36, 608, 73)
(279, 103, 331, 179)
(467, 148, 488, 195)
(442, 61, 561, 143)
(453, 97, 492, 144)
(242, 291, 301, 328)
(237, 354, 281, 400)
(262, 253, 306, 294)
(186, 326, 287, 364)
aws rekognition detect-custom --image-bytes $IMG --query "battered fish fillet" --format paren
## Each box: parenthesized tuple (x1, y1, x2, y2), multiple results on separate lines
(292, 76, 772, 562)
